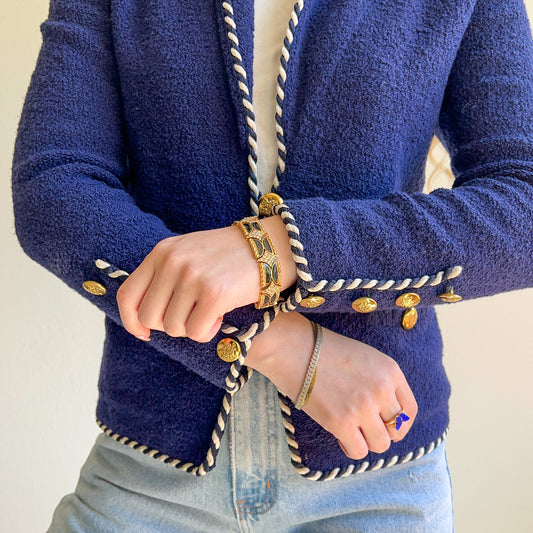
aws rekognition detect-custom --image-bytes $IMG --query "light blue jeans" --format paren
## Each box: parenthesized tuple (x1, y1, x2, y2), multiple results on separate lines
(47, 371, 454, 532)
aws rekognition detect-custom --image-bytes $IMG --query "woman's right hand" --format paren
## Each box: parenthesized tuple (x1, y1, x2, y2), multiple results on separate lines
(245, 311, 418, 460)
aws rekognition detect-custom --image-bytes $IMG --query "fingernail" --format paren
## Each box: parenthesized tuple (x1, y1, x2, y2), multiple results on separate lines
(136, 335, 151, 342)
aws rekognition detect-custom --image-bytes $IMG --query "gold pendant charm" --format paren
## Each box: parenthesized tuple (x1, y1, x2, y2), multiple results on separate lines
(401, 307, 418, 330)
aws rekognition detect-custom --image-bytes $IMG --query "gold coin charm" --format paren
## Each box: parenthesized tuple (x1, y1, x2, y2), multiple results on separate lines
(438, 286, 463, 303)
(258, 193, 283, 217)
(82, 280, 107, 296)
(395, 292, 420, 309)
(351, 297, 378, 313)
(216, 338, 242, 363)
(300, 295, 326, 308)
(401, 307, 418, 330)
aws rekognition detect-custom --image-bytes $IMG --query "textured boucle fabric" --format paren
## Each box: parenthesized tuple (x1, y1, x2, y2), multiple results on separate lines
(11, 0, 533, 476)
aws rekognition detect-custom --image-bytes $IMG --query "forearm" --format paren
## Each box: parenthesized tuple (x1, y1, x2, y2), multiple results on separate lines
(244, 310, 418, 460)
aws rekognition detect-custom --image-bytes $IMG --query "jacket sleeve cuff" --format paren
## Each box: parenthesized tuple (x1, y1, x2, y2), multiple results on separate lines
(87, 257, 275, 393)
(270, 202, 464, 316)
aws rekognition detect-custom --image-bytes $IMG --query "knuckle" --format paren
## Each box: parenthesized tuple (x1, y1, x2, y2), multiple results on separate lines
(137, 307, 154, 328)
(187, 332, 208, 343)
(184, 324, 206, 343)
(153, 237, 172, 253)
(162, 250, 184, 271)
(412, 397, 419, 415)
(333, 407, 358, 431)
(348, 445, 369, 461)
(355, 392, 375, 414)
(163, 323, 183, 338)
(373, 377, 393, 398)
(384, 357, 401, 377)
(370, 438, 392, 454)
(396, 428, 409, 441)
(200, 281, 223, 301)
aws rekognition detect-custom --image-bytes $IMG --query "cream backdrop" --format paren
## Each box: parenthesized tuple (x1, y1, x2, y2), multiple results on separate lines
(2, 1, 532, 532)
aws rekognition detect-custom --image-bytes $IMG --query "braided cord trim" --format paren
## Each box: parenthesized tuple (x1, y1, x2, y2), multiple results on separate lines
(96, 389, 235, 476)
(277, 392, 448, 481)
(273, 0, 305, 192)
(221, 2, 461, 296)
(271, 204, 464, 292)
(97, 260, 448, 481)
(221, 1, 260, 216)
(222, 1, 307, 210)
(95, 259, 249, 393)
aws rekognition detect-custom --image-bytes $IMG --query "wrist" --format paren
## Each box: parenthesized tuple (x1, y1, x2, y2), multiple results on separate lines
(245, 312, 315, 401)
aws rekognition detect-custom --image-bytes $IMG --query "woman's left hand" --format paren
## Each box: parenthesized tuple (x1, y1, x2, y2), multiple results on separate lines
(115, 216, 297, 343)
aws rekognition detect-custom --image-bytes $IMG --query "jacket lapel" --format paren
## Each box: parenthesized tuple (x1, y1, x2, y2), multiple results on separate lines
(214, 0, 255, 152)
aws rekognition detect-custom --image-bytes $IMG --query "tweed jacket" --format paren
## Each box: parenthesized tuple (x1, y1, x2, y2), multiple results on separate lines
(12, 0, 533, 480)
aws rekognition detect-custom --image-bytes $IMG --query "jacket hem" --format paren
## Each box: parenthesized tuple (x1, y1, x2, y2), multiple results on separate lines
(277, 391, 448, 481)
(96, 388, 448, 482)
(95, 387, 235, 477)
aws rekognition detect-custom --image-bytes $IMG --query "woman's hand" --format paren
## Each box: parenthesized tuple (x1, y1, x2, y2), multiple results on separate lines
(245, 312, 418, 459)
(116, 216, 298, 342)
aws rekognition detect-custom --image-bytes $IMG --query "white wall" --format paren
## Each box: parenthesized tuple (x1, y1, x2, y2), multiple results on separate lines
(2, 1, 532, 531)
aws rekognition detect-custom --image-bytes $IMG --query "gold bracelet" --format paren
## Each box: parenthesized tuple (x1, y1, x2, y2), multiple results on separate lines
(232, 215, 282, 309)
(295, 321, 323, 410)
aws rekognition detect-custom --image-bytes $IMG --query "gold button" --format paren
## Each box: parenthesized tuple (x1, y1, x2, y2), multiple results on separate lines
(82, 280, 107, 296)
(401, 307, 418, 330)
(300, 295, 326, 308)
(351, 297, 378, 313)
(216, 338, 241, 363)
(438, 287, 463, 303)
(258, 193, 283, 216)
(395, 292, 420, 308)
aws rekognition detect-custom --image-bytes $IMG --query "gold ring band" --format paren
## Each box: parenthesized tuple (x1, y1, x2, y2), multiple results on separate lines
(384, 409, 410, 430)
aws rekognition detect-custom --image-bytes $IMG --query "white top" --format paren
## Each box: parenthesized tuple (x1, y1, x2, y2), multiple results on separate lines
(253, 0, 296, 194)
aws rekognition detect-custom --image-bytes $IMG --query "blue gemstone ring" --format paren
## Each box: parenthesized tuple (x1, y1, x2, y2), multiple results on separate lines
(384, 410, 410, 431)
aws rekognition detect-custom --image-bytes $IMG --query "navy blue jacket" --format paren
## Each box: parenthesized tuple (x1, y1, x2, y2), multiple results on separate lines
(12, 0, 533, 479)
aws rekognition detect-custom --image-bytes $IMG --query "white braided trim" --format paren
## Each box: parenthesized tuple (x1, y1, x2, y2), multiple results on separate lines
(274, 0, 305, 189)
(94, 259, 129, 278)
(277, 393, 448, 481)
(95, 385, 234, 476)
(221, 1, 261, 216)
(272, 206, 464, 292)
